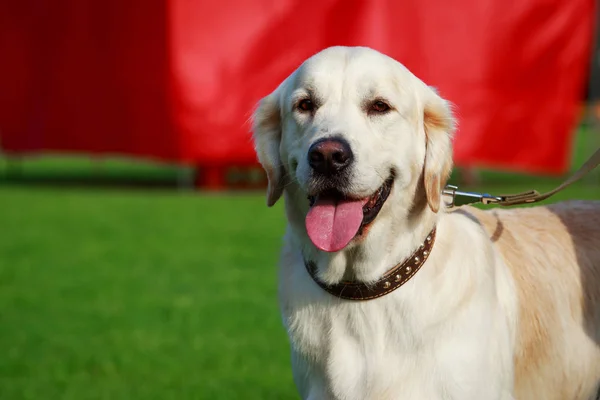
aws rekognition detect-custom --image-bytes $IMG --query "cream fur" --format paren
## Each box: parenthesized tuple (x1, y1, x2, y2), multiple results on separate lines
(252, 46, 600, 400)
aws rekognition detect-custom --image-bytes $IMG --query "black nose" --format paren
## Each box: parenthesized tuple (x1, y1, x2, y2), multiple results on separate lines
(308, 137, 353, 175)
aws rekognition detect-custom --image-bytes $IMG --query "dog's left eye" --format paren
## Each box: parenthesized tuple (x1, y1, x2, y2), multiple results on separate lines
(370, 101, 391, 114)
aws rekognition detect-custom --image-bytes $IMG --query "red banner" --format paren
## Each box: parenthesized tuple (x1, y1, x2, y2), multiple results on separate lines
(0, 0, 594, 173)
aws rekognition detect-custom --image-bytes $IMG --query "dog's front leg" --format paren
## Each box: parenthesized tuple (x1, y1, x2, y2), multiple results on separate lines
(291, 350, 334, 400)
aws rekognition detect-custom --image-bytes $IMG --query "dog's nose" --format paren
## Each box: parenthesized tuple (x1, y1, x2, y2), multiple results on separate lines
(308, 138, 353, 175)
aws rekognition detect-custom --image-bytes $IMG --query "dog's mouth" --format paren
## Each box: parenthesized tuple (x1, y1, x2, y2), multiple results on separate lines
(305, 174, 394, 252)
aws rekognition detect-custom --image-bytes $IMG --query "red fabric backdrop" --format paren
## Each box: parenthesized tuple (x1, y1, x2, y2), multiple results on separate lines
(0, 0, 595, 173)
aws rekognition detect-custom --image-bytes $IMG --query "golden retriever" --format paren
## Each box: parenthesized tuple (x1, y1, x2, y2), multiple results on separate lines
(252, 46, 600, 400)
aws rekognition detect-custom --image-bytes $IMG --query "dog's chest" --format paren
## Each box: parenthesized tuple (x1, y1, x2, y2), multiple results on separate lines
(280, 266, 506, 400)
(284, 296, 450, 399)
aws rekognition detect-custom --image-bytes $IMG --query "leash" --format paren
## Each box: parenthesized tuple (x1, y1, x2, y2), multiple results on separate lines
(444, 148, 600, 208)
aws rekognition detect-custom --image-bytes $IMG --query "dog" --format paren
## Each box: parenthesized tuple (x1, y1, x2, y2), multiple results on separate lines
(252, 46, 600, 399)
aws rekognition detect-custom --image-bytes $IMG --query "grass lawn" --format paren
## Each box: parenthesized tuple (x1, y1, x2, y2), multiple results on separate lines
(0, 188, 294, 399)
(0, 129, 598, 399)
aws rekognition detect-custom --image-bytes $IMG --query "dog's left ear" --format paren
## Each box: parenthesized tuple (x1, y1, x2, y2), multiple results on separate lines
(422, 87, 455, 213)
(252, 90, 285, 207)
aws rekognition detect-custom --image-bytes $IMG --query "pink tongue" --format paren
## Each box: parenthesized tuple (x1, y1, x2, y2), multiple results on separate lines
(305, 196, 367, 252)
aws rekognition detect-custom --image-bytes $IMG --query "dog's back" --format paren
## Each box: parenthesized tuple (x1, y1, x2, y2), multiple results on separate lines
(463, 201, 600, 399)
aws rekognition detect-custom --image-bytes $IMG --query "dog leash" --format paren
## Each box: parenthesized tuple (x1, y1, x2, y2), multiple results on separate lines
(444, 148, 600, 208)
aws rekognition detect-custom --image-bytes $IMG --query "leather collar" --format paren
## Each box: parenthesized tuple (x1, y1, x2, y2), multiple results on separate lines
(304, 227, 436, 301)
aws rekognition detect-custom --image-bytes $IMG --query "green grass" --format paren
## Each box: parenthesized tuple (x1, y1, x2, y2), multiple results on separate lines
(0, 188, 295, 399)
(0, 128, 598, 399)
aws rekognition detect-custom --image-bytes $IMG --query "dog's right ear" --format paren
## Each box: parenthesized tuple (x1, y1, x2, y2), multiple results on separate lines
(252, 91, 284, 207)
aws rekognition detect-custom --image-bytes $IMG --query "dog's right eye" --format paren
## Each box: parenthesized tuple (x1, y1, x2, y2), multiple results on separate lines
(297, 99, 314, 112)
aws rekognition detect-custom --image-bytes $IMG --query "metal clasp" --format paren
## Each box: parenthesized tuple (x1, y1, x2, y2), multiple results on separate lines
(443, 185, 504, 208)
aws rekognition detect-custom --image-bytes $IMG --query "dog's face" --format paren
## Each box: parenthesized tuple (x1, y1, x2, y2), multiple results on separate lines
(253, 46, 454, 253)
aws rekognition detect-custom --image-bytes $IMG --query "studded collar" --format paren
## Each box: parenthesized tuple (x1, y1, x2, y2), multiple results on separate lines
(304, 227, 436, 301)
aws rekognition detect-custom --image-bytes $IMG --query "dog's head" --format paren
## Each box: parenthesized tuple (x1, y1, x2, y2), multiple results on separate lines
(252, 46, 455, 253)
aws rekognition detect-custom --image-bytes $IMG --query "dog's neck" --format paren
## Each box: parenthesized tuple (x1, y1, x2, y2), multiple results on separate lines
(286, 185, 438, 285)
